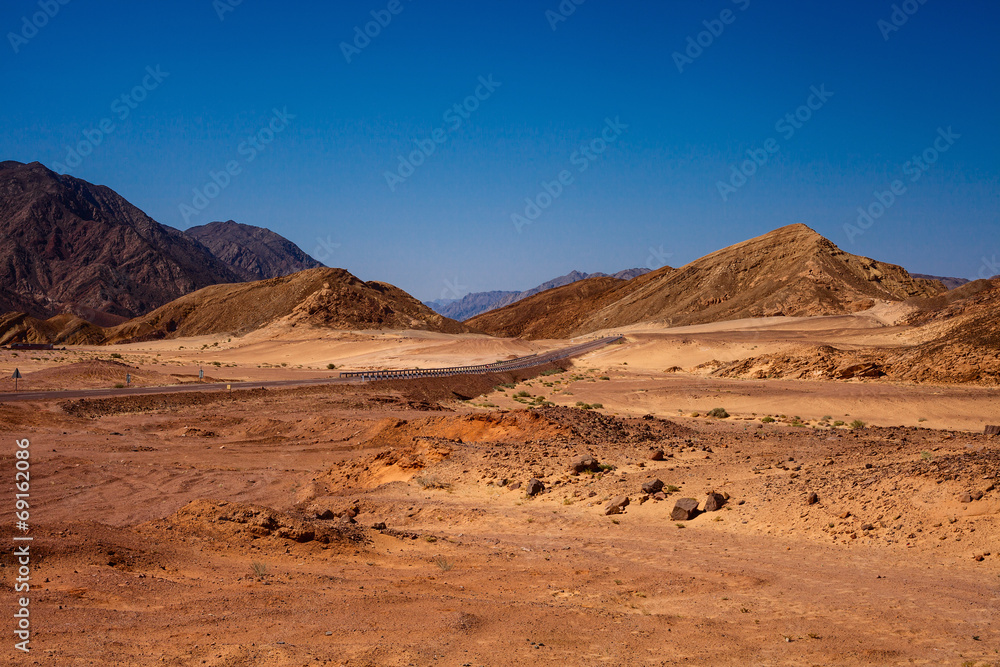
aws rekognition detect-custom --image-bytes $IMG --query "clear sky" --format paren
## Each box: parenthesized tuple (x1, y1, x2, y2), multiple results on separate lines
(3, 1, 998, 300)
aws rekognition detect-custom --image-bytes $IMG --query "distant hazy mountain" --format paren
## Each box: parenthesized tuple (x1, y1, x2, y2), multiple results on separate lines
(910, 274, 971, 291)
(186, 220, 324, 281)
(425, 268, 651, 321)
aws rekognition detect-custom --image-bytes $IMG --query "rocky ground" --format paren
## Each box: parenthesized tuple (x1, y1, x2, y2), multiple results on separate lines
(1, 367, 998, 666)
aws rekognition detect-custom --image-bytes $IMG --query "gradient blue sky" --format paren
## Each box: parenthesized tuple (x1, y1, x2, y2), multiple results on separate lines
(3, 1, 998, 300)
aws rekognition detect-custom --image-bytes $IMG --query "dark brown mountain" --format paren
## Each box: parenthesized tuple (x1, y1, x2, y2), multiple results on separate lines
(0, 161, 240, 323)
(469, 224, 947, 339)
(185, 220, 324, 281)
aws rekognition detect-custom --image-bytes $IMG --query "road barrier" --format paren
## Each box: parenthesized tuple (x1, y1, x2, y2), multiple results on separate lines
(339, 336, 623, 381)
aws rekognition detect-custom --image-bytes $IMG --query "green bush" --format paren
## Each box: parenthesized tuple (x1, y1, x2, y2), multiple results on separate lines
(761, 416, 775, 423)
(327, 363, 336, 370)
(707, 407, 729, 419)
(110, 353, 122, 359)
(850, 419, 866, 429)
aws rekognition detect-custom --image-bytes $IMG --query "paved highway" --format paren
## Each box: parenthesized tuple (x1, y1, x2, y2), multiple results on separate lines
(0, 336, 623, 403)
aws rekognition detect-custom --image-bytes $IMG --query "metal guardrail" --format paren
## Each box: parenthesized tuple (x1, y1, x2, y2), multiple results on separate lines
(338, 335, 623, 381)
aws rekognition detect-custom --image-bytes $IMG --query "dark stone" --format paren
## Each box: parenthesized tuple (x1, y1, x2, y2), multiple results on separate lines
(806, 492, 819, 505)
(508, 481, 521, 491)
(648, 449, 665, 461)
(570, 455, 601, 474)
(371, 522, 387, 531)
(641, 479, 664, 494)
(671, 498, 700, 521)
(652, 492, 667, 501)
(315, 509, 335, 520)
(704, 492, 726, 512)
(526, 478, 545, 496)
(959, 492, 973, 503)
(605, 496, 630, 515)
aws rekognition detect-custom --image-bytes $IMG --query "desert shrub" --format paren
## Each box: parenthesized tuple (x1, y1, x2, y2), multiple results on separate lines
(599, 376, 610, 381)
(833, 420, 845, 427)
(415, 475, 451, 490)
(590, 402, 603, 409)
(114, 383, 125, 389)
(850, 419, 866, 429)
(327, 363, 336, 370)
(663, 484, 681, 493)
(110, 353, 122, 359)
(707, 407, 729, 418)
(433, 555, 453, 571)
(761, 416, 775, 423)
(251, 561, 267, 579)
(515, 390, 531, 398)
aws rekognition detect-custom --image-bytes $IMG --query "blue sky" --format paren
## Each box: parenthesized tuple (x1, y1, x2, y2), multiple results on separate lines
(2, 0, 998, 300)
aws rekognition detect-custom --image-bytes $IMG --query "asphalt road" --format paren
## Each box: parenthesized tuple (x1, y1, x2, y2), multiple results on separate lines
(0, 336, 621, 404)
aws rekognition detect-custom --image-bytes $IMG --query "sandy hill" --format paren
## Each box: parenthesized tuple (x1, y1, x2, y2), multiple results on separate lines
(103, 267, 470, 343)
(185, 220, 324, 281)
(0, 312, 105, 346)
(0, 161, 240, 322)
(470, 224, 945, 339)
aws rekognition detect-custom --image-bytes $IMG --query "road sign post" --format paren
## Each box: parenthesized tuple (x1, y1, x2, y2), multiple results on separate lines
(126, 373, 131, 387)
(12, 368, 21, 392)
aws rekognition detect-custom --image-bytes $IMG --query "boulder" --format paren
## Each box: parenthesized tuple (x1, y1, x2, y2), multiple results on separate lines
(806, 492, 819, 505)
(704, 492, 726, 512)
(570, 454, 601, 474)
(671, 498, 700, 521)
(641, 479, 664, 494)
(604, 496, 630, 516)
(648, 448, 665, 461)
(526, 478, 545, 496)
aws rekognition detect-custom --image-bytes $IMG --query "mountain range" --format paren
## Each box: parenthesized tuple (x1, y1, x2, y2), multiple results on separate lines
(0, 161, 324, 323)
(0, 161, 988, 349)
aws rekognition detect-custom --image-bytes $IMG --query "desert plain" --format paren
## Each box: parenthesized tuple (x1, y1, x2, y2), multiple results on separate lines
(1, 313, 998, 667)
